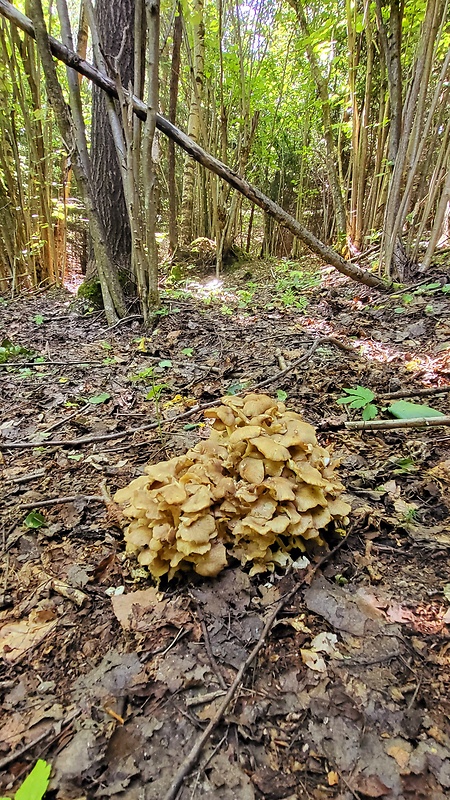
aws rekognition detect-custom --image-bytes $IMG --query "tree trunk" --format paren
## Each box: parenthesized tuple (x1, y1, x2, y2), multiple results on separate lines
(168, 4, 182, 255)
(180, 0, 205, 246)
(26, 0, 126, 323)
(89, 0, 134, 275)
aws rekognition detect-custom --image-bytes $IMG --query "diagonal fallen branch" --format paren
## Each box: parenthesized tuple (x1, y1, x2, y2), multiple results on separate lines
(0, 0, 387, 292)
(162, 535, 349, 800)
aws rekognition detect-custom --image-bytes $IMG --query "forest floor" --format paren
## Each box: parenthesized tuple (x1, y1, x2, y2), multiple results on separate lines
(1, 256, 450, 800)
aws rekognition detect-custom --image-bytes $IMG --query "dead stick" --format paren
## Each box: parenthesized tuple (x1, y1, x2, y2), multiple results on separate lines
(342, 416, 450, 431)
(18, 494, 105, 509)
(252, 337, 356, 392)
(162, 536, 349, 800)
(0, 337, 355, 450)
(0, 708, 80, 770)
(0, 361, 106, 368)
(0, 400, 220, 449)
(378, 385, 450, 400)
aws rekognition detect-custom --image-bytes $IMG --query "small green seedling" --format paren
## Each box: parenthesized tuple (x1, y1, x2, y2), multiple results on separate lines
(146, 383, 169, 401)
(337, 386, 378, 420)
(1, 759, 51, 800)
(88, 392, 111, 405)
(24, 511, 46, 529)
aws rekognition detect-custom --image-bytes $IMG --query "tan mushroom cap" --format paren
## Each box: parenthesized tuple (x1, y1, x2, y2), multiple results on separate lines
(178, 514, 216, 542)
(239, 456, 265, 485)
(263, 476, 296, 502)
(181, 485, 212, 513)
(194, 542, 228, 576)
(114, 475, 150, 504)
(229, 425, 262, 444)
(273, 418, 317, 448)
(251, 436, 291, 462)
(242, 394, 277, 418)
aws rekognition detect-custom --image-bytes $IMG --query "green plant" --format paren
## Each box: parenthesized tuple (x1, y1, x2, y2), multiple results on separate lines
(0, 340, 32, 363)
(129, 367, 156, 383)
(402, 507, 418, 523)
(280, 289, 309, 310)
(1, 759, 51, 800)
(146, 383, 169, 401)
(88, 392, 111, 405)
(337, 386, 378, 420)
(24, 511, 46, 529)
(236, 288, 255, 307)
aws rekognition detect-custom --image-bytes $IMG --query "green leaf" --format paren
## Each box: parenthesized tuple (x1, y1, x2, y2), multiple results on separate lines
(183, 422, 201, 430)
(388, 400, 445, 419)
(276, 389, 288, 402)
(337, 386, 375, 405)
(226, 382, 247, 395)
(146, 384, 169, 400)
(34, 315, 44, 325)
(444, 584, 450, 602)
(181, 348, 194, 357)
(158, 360, 172, 368)
(336, 395, 356, 405)
(362, 403, 378, 421)
(88, 392, 111, 404)
(15, 759, 51, 800)
(348, 397, 368, 409)
(24, 511, 46, 529)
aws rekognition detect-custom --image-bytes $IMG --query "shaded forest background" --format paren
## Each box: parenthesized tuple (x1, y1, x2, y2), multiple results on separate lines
(0, 0, 449, 321)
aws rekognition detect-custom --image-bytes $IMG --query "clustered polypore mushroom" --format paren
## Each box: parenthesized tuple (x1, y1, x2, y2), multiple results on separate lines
(114, 393, 351, 580)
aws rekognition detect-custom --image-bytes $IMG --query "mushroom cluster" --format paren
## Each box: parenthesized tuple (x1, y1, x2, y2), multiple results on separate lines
(114, 394, 351, 580)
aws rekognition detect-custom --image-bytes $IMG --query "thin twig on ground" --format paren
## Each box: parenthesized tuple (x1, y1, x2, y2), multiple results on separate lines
(0, 336, 356, 450)
(0, 708, 80, 770)
(331, 416, 450, 432)
(162, 535, 350, 800)
(18, 494, 105, 509)
(378, 385, 450, 400)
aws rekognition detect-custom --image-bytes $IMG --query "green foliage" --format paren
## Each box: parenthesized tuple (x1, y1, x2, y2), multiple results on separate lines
(129, 367, 156, 383)
(88, 392, 111, 405)
(0, 759, 51, 800)
(0, 340, 32, 363)
(337, 386, 378, 420)
(24, 511, 46, 529)
(33, 315, 44, 325)
(388, 400, 444, 419)
(146, 383, 170, 401)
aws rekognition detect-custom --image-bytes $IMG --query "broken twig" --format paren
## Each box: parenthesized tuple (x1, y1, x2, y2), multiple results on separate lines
(162, 535, 350, 800)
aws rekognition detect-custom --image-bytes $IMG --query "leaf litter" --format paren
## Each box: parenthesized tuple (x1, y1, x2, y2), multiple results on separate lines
(0, 263, 450, 799)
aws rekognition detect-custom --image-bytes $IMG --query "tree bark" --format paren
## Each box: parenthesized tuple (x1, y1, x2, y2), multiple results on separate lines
(168, 4, 182, 255)
(1, 0, 388, 291)
(26, 0, 126, 323)
(89, 0, 134, 274)
(180, 0, 205, 245)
